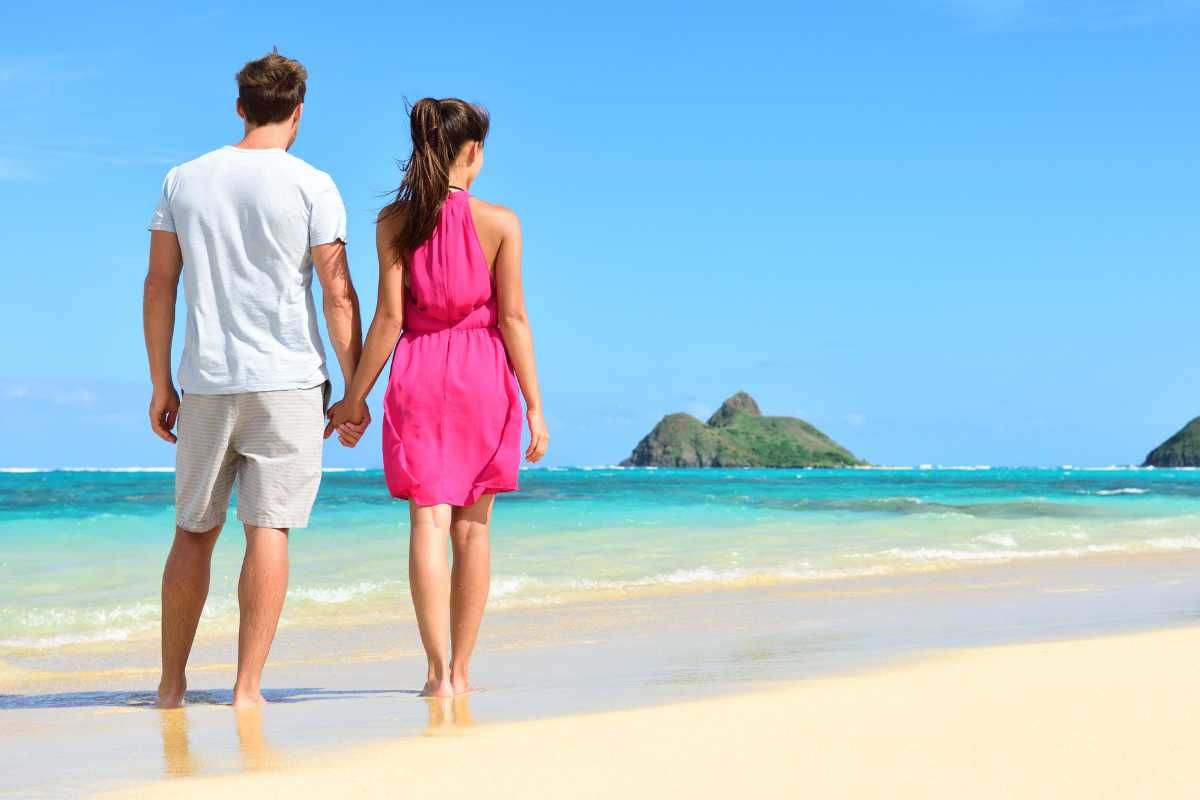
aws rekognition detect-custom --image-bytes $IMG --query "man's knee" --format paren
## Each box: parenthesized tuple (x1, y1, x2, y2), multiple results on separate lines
(173, 524, 222, 554)
(242, 524, 290, 547)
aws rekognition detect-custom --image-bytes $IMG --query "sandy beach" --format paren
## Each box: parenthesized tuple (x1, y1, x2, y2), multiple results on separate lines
(2, 549, 1195, 797)
(7, 469, 1200, 796)
(6, 0, 1197, 790)
(96, 624, 1200, 799)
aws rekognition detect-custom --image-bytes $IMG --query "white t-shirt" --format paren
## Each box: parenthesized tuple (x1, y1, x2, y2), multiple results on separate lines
(149, 145, 347, 394)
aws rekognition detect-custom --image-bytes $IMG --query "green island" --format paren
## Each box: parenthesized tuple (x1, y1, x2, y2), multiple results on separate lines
(621, 391, 865, 468)
(1143, 417, 1200, 467)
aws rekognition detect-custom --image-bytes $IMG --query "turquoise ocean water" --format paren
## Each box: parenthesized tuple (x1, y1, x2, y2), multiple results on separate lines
(2, 466, 1199, 652)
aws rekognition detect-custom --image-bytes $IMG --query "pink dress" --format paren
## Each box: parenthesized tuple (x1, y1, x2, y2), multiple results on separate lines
(382, 190, 522, 506)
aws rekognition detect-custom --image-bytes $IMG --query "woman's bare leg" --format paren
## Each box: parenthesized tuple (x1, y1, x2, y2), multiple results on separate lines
(449, 494, 494, 694)
(409, 502, 454, 697)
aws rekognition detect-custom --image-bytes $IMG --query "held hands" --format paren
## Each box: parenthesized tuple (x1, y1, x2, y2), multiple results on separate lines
(525, 406, 550, 463)
(149, 385, 180, 444)
(325, 398, 371, 447)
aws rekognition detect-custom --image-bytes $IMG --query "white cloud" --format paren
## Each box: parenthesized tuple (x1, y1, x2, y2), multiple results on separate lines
(0, 143, 180, 169)
(946, 0, 1036, 26)
(847, 412, 868, 427)
(1, 55, 180, 176)
(49, 388, 98, 409)
(944, 0, 1200, 30)
(0, 54, 93, 85)
(0, 157, 41, 182)
(1, 382, 103, 409)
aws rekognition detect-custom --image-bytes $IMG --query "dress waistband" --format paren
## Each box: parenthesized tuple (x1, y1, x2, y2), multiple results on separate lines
(403, 301, 499, 336)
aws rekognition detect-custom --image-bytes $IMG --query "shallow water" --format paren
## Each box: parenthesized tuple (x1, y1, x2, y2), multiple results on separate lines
(3, 551, 1200, 798)
(3, 466, 1200, 651)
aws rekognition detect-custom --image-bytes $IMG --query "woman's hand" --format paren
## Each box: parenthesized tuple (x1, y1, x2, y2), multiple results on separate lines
(525, 406, 549, 463)
(325, 398, 371, 448)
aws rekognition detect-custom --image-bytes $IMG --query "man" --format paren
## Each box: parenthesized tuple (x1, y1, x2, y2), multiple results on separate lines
(143, 50, 366, 709)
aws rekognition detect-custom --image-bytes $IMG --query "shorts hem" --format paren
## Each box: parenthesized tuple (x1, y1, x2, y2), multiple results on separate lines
(176, 515, 226, 533)
(237, 513, 311, 530)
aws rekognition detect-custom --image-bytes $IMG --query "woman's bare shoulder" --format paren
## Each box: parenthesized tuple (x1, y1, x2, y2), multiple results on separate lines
(377, 201, 406, 231)
(468, 196, 520, 234)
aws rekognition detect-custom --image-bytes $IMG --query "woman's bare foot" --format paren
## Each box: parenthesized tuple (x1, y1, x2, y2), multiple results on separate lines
(231, 689, 266, 709)
(420, 678, 454, 698)
(450, 668, 473, 695)
(423, 697, 454, 735)
(157, 678, 187, 709)
(451, 694, 476, 726)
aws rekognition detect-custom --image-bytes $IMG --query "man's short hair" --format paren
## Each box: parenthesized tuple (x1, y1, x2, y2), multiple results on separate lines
(235, 50, 308, 126)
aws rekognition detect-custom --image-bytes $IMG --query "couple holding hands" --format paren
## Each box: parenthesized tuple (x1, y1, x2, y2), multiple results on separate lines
(143, 50, 546, 708)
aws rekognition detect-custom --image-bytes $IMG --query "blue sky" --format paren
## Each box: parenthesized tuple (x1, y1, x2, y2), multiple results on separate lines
(1, 0, 1197, 468)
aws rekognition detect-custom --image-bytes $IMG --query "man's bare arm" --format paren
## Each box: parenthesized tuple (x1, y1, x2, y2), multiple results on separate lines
(324, 217, 406, 445)
(143, 230, 183, 443)
(313, 241, 363, 388)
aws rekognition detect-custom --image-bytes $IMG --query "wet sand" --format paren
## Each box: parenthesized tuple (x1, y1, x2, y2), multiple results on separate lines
(100, 625, 1200, 799)
(2, 551, 1199, 796)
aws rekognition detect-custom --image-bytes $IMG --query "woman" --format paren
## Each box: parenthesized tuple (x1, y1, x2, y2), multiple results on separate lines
(328, 98, 548, 697)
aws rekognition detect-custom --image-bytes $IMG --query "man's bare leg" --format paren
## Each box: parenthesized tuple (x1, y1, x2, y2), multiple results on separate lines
(158, 524, 222, 708)
(449, 494, 494, 694)
(235, 706, 281, 770)
(232, 524, 290, 708)
(409, 503, 454, 698)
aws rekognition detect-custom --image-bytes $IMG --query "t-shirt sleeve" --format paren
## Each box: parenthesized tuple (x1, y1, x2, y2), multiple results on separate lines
(148, 168, 177, 233)
(309, 175, 348, 247)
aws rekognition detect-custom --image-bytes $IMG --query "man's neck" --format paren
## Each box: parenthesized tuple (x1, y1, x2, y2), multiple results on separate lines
(234, 123, 292, 151)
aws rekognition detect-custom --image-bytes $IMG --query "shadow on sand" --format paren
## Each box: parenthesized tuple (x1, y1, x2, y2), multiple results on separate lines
(0, 686, 418, 710)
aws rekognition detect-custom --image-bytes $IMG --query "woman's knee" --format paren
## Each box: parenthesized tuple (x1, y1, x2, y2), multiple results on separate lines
(450, 520, 489, 548)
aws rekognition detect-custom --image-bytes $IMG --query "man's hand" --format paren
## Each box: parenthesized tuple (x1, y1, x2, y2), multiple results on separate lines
(149, 385, 181, 444)
(326, 398, 370, 447)
(525, 407, 550, 463)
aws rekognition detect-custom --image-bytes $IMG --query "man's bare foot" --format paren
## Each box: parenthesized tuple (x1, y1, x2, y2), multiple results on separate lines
(420, 678, 454, 698)
(157, 678, 187, 709)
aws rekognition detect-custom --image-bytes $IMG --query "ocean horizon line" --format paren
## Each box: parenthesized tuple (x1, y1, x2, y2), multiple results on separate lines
(0, 463, 1171, 473)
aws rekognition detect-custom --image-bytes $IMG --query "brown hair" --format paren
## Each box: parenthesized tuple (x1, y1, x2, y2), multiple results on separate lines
(235, 50, 307, 126)
(383, 97, 490, 265)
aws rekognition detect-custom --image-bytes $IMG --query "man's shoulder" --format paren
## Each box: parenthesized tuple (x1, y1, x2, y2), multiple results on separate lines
(278, 152, 338, 193)
(164, 148, 340, 203)
(160, 148, 233, 191)
(171, 147, 231, 173)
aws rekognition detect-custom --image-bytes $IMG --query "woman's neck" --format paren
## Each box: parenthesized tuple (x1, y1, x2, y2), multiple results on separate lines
(447, 170, 472, 191)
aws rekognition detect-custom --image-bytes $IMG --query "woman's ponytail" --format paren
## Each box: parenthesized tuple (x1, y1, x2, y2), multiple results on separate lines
(383, 97, 490, 266)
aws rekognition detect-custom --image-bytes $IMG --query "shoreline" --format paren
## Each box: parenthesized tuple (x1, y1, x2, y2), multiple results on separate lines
(94, 624, 1200, 799)
(4, 549, 1200, 795)
(5, 546, 1200, 693)
(6, 466, 1199, 661)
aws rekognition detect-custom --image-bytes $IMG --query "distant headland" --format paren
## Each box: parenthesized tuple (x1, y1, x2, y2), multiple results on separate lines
(621, 391, 865, 468)
(1143, 417, 1200, 467)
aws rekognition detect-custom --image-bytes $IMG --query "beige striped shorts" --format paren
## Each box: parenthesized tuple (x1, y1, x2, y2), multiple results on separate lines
(175, 383, 329, 532)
